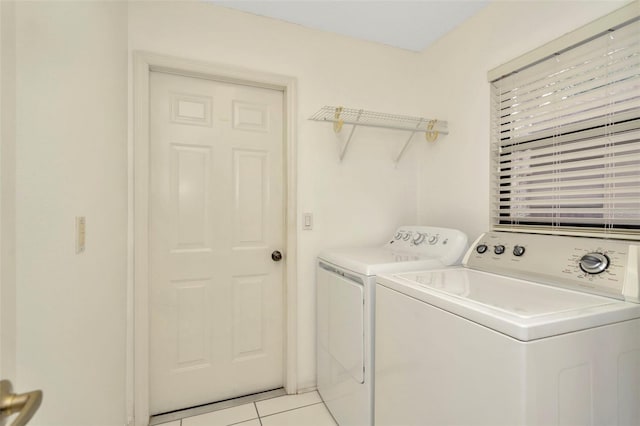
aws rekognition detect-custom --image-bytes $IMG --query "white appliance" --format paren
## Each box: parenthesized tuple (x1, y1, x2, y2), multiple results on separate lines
(317, 226, 468, 426)
(375, 231, 640, 426)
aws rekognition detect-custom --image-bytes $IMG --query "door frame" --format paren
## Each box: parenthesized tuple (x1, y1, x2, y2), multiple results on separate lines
(131, 51, 298, 426)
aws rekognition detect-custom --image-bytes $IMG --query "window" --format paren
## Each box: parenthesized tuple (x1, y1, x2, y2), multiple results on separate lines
(489, 7, 640, 240)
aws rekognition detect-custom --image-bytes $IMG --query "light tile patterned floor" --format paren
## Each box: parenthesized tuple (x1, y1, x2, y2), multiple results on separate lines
(156, 391, 336, 426)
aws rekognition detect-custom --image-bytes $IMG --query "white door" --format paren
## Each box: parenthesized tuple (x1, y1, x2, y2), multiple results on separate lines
(149, 71, 284, 415)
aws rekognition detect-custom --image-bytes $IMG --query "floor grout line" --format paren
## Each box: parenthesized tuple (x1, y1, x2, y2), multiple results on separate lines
(257, 401, 325, 419)
(255, 401, 263, 426)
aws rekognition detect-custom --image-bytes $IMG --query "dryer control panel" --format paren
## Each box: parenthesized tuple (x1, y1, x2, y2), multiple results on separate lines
(464, 232, 640, 303)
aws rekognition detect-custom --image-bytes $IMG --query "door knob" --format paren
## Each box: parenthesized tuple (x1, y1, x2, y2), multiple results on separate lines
(271, 250, 283, 262)
(0, 380, 42, 426)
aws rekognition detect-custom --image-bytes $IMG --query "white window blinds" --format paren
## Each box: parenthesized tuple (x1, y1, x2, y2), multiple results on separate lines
(489, 16, 640, 240)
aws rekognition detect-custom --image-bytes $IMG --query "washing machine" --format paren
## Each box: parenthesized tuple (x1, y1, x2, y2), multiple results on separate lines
(375, 231, 640, 426)
(316, 226, 468, 426)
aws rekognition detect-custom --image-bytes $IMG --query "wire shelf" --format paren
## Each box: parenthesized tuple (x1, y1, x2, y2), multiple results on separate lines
(309, 106, 448, 135)
(309, 106, 448, 163)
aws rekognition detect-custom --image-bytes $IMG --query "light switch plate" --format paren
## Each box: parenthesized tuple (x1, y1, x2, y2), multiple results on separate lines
(76, 216, 86, 254)
(303, 213, 313, 230)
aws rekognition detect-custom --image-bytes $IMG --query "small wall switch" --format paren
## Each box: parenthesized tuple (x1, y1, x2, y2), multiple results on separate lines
(76, 216, 86, 254)
(303, 213, 313, 230)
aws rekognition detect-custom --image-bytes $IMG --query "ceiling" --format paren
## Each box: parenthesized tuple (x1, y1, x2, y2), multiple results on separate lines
(211, 1, 489, 52)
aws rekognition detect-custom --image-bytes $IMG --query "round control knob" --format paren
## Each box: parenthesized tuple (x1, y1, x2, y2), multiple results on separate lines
(394, 232, 403, 240)
(428, 235, 439, 245)
(412, 233, 426, 245)
(513, 245, 526, 257)
(476, 244, 488, 254)
(402, 232, 411, 241)
(494, 245, 505, 255)
(579, 252, 609, 275)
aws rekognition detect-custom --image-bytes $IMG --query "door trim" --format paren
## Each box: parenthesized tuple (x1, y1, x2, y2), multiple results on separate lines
(131, 51, 298, 426)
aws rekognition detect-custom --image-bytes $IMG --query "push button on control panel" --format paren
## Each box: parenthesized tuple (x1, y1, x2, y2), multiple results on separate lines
(476, 243, 524, 256)
(476, 244, 488, 254)
(513, 245, 526, 257)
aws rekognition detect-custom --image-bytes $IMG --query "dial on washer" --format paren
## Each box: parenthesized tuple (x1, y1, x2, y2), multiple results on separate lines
(579, 252, 609, 274)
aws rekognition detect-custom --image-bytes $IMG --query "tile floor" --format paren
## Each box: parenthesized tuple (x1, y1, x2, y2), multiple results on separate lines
(157, 391, 337, 426)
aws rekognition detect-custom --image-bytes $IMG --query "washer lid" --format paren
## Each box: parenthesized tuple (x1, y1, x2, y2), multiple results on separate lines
(318, 247, 446, 276)
(378, 268, 640, 341)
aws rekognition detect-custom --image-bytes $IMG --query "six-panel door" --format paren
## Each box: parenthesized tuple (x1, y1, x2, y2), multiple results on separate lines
(149, 71, 284, 414)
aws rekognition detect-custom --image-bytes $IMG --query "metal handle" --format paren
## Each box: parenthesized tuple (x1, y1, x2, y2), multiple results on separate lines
(271, 250, 283, 262)
(0, 380, 42, 426)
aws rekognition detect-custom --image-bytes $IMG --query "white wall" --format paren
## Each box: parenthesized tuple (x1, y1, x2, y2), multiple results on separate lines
(128, 1, 426, 391)
(415, 0, 628, 242)
(0, 0, 17, 384)
(14, 2, 128, 425)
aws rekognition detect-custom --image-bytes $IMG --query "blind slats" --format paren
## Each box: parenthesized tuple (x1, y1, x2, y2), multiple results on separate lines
(499, 110, 640, 150)
(496, 194, 640, 207)
(494, 217, 640, 225)
(500, 143, 640, 171)
(500, 175, 640, 192)
(497, 19, 639, 93)
(499, 116, 640, 153)
(498, 152, 640, 177)
(498, 44, 640, 110)
(500, 187, 640, 199)
(499, 163, 640, 185)
(500, 128, 640, 159)
(499, 83, 640, 130)
(490, 17, 640, 239)
(499, 61, 640, 119)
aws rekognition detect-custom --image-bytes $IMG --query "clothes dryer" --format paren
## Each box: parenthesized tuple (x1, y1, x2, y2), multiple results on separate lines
(375, 231, 640, 426)
(317, 226, 468, 426)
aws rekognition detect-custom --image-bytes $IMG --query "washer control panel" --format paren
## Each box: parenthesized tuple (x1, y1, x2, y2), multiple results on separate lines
(386, 226, 469, 266)
(464, 231, 640, 302)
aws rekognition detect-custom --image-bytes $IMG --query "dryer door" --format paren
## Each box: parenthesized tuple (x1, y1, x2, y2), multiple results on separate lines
(317, 263, 365, 384)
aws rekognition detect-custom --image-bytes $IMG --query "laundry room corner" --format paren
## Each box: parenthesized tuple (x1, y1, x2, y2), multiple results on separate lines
(414, 0, 628, 242)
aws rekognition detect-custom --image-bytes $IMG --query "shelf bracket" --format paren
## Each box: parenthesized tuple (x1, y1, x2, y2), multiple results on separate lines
(338, 109, 363, 162)
(394, 118, 424, 165)
(333, 106, 344, 133)
(425, 119, 439, 142)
